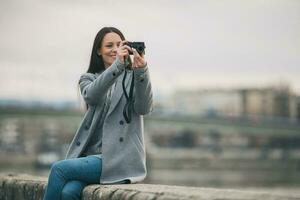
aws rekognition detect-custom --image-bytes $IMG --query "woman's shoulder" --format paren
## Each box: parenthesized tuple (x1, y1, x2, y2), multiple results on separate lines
(79, 70, 104, 82)
(78, 73, 96, 84)
(80, 72, 97, 80)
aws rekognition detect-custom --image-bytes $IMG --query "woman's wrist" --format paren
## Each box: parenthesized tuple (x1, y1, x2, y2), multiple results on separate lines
(133, 64, 148, 74)
(114, 56, 127, 71)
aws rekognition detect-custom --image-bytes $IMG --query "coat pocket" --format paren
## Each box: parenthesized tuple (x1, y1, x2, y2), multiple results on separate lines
(130, 133, 144, 155)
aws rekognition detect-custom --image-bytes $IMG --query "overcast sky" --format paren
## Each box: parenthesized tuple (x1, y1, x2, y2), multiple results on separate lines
(0, 0, 299, 102)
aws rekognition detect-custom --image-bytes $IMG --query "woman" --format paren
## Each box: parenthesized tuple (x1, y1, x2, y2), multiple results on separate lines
(43, 27, 153, 200)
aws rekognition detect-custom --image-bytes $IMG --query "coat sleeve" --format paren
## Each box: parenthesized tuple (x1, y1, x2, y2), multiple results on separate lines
(79, 57, 126, 106)
(132, 64, 154, 115)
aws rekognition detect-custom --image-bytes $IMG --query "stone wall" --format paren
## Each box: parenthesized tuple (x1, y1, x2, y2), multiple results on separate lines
(0, 173, 299, 200)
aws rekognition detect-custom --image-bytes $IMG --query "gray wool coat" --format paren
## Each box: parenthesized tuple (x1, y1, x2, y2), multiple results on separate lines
(65, 58, 153, 184)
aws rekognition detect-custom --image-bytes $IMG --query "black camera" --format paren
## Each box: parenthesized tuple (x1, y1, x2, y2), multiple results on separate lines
(127, 42, 146, 55)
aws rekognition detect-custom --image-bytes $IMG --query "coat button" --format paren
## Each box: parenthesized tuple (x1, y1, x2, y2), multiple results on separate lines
(76, 141, 81, 146)
(140, 78, 144, 82)
(112, 72, 116, 76)
(119, 120, 124, 125)
(84, 124, 89, 130)
(119, 137, 124, 142)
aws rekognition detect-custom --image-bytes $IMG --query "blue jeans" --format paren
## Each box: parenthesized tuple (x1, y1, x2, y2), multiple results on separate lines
(42, 155, 102, 200)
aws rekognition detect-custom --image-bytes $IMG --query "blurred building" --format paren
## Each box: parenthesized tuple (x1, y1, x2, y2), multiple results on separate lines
(165, 84, 299, 121)
(169, 89, 241, 117)
(239, 85, 299, 120)
(0, 118, 25, 153)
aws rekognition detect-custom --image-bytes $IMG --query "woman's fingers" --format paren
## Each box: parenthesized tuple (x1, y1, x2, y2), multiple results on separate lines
(134, 56, 140, 65)
(134, 48, 145, 56)
(120, 40, 127, 46)
(117, 46, 131, 64)
(120, 40, 132, 52)
(117, 43, 130, 63)
(132, 48, 139, 56)
(121, 49, 128, 53)
(122, 45, 133, 53)
(133, 49, 144, 60)
(119, 45, 132, 55)
(132, 49, 146, 68)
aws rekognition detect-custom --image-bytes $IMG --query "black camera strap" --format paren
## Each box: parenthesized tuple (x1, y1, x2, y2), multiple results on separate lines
(122, 69, 135, 123)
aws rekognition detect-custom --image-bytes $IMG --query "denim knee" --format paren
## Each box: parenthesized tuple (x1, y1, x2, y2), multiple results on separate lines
(49, 161, 66, 179)
(50, 160, 62, 171)
(61, 188, 80, 200)
(61, 181, 85, 200)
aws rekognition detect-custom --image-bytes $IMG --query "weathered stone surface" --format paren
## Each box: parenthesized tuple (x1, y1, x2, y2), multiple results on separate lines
(0, 173, 299, 200)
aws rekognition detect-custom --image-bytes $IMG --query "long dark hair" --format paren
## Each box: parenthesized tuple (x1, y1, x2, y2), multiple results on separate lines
(86, 27, 132, 73)
(79, 27, 132, 111)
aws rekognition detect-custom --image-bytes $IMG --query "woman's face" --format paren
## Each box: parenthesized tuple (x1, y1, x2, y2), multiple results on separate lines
(98, 32, 122, 68)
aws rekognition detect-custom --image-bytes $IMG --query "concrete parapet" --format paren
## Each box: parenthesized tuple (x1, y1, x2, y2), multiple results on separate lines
(0, 173, 299, 200)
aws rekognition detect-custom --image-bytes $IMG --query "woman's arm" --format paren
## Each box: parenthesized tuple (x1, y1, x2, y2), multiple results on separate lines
(79, 57, 126, 106)
(133, 65, 153, 115)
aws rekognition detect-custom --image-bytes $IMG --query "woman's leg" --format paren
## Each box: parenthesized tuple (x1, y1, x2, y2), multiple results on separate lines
(61, 180, 87, 200)
(42, 155, 102, 200)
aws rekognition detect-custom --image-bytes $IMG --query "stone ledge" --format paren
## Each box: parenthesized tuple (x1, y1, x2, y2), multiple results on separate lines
(0, 173, 299, 200)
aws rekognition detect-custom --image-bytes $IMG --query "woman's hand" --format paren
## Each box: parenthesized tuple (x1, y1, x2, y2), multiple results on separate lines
(132, 49, 147, 69)
(116, 40, 132, 64)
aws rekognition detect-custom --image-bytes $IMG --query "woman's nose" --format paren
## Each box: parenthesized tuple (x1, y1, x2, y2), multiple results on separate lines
(112, 46, 118, 52)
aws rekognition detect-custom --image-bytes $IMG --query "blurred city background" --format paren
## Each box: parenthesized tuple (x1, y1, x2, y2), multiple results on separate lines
(1, 0, 300, 192)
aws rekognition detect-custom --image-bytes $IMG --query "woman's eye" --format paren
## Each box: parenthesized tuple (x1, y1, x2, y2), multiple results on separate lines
(106, 45, 112, 48)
